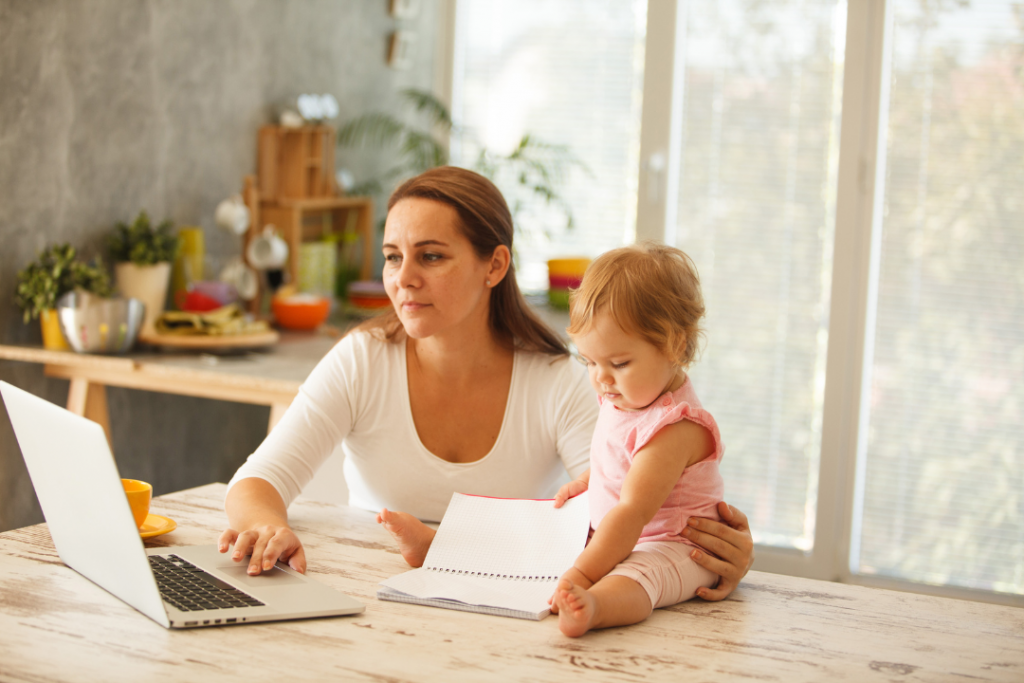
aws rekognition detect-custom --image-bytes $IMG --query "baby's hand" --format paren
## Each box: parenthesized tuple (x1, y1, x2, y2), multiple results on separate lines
(553, 478, 589, 508)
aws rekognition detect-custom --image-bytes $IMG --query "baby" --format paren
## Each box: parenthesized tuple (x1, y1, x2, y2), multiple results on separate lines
(377, 242, 726, 636)
(550, 242, 725, 636)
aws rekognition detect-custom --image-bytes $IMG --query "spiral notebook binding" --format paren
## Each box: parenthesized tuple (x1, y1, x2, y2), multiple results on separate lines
(423, 566, 558, 582)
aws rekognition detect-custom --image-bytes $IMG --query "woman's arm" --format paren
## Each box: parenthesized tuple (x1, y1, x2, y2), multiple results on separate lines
(553, 358, 600, 479)
(684, 502, 754, 600)
(220, 336, 365, 574)
(219, 477, 307, 575)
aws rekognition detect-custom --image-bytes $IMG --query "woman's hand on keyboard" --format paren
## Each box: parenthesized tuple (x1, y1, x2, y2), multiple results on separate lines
(218, 524, 306, 575)
(221, 477, 306, 575)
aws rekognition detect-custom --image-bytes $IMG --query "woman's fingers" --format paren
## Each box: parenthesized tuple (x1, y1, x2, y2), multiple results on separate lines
(217, 528, 238, 553)
(682, 522, 744, 567)
(285, 544, 307, 574)
(230, 529, 258, 562)
(683, 502, 756, 602)
(689, 547, 739, 582)
(685, 516, 754, 566)
(689, 548, 741, 602)
(718, 501, 751, 532)
(262, 529, 304, 572)
(248, 532, 273, 574)
(227, 526, 298, 575)
(696, 580, 736, 602)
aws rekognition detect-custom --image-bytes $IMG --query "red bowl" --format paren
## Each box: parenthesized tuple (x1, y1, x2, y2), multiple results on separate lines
(548, 274, 584, 290)
(272, 295, 331, 330)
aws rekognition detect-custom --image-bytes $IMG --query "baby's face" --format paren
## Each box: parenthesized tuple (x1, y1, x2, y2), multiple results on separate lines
(572, 311, 679, 411)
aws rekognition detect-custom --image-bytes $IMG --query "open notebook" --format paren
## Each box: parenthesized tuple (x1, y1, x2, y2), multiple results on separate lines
(378, 492, 591, 620)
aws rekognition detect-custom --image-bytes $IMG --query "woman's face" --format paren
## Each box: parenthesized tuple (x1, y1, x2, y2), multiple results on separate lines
(382, 198, 503, 341)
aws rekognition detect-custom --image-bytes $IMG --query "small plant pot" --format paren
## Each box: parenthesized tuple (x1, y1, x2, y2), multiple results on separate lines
(115, 262, 171, 335)
(40, 309, 70, 350)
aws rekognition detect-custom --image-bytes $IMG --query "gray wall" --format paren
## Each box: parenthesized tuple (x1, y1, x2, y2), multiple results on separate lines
(0, 0, 438, 532)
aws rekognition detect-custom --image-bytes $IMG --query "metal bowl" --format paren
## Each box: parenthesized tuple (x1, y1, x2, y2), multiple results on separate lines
(56, 291, 145, 354)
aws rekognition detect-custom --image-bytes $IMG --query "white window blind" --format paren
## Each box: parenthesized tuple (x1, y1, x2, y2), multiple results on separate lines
(450, 0, 646, 291)
(855, 0, 1024, 594)
(672, 0, 847, 550)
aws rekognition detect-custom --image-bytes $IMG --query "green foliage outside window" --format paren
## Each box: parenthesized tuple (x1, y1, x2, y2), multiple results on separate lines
(337, 88, 588, 239)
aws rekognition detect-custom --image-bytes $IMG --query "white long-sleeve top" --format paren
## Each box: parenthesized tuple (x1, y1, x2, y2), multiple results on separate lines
(228, 331, 597, 522)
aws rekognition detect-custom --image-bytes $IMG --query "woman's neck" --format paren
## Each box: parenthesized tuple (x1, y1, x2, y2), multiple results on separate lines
(407, 321, 513, 386)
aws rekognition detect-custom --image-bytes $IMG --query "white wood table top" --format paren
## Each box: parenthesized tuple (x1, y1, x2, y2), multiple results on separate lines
(1, 483, 1020, 682)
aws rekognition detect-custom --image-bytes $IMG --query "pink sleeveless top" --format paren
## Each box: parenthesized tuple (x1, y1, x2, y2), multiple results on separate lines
(588, 377, 724, 546)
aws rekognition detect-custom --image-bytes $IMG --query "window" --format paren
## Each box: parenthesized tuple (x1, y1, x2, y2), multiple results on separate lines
(449, 0, 647, 291)
(666, 0, 845, 552)
(444, 0, 1024, 604)
(855, 0, 1024, 595)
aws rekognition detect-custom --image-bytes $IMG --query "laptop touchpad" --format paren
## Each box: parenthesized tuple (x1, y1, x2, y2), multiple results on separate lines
(217, 565, 305, 585)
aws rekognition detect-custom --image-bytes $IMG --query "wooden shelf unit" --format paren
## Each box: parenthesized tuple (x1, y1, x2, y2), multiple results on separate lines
(242, 126, 376, 313)
(257, 195, 374, 285)
(257, 125, 338, 201)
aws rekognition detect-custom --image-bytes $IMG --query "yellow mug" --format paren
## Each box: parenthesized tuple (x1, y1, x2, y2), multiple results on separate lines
(122, 479, 152, 529)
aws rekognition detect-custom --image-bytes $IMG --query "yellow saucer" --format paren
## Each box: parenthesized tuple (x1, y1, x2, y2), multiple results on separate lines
(139, 514, 177, 539)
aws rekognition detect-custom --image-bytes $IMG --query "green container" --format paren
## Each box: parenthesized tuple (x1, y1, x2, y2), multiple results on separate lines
(547, 288, 571, 310)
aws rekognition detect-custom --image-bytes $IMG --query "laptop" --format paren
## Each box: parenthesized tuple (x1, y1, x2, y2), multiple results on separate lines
(0, 380, 365, 628)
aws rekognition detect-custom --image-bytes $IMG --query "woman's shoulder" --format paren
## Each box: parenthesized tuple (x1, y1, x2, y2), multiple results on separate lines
(513, 349, 591, 400)
(330, 328, 402, 363)
(514, 348, 579, 380)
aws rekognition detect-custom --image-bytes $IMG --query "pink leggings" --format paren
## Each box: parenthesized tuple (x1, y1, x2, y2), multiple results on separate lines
(605, 541, 718, 609)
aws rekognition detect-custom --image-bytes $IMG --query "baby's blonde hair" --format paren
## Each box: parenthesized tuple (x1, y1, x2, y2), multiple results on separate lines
(568, 242, 705, 367)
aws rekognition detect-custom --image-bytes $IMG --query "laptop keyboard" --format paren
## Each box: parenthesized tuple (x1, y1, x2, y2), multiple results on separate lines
(150, 555, 264, 612)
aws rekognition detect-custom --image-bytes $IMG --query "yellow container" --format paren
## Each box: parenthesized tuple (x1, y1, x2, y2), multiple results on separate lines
(546, 257, 591, 277)
(547, 257, 590, 310)
(172, 227, 205, 303)
(40, 308, 69, 350)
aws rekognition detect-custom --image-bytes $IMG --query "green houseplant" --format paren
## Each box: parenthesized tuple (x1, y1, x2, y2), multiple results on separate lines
(337, 89, 586, 242)
(14, 243, 113, 349)
(108, 211, 180, 335)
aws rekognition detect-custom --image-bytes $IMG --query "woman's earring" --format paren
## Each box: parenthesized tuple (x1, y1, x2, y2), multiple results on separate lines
(486, 280, 492, 286)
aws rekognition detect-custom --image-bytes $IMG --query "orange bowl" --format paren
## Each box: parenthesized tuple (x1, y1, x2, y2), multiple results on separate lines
(348, 295, 392, 309)
(272, 295, 331, 330)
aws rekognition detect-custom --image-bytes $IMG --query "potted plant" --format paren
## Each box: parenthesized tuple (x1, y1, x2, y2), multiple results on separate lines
(14, 244, 113, 349)
(337, 88, 587, 253)
(108, 211, 180, 335)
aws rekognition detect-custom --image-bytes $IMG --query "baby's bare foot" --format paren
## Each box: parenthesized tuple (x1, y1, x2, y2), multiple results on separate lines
(376, 508, 435, 567)
(554, 578, 598, 637)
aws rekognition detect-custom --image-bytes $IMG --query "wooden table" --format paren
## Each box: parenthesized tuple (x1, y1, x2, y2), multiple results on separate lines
(0, 483, 1020, 682)
(0, 332, 340, 444)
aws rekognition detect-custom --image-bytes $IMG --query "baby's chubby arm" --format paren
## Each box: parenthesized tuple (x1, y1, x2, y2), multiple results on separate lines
(553, 470, 591, 508)
(569, 420, 714, 586)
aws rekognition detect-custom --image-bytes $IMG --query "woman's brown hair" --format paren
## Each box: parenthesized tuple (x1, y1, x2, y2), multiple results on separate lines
(357, 166, 568, 356)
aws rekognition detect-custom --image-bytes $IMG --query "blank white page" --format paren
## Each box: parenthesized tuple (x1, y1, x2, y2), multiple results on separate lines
(422, 492, 590, 579)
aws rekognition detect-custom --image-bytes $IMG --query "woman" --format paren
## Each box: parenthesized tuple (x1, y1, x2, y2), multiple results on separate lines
(220, 167, 754, 602)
